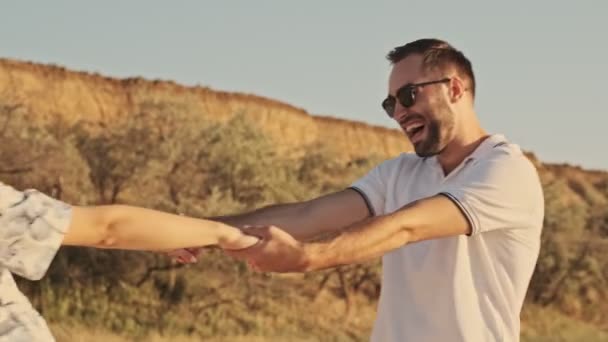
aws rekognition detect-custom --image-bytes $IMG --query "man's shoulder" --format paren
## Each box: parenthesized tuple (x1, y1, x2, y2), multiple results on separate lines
(473, 135, 536, 170)
(466, 136, 542, 190)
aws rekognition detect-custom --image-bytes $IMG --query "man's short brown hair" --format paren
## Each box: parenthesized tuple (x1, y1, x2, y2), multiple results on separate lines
(386, 38, 476, 98)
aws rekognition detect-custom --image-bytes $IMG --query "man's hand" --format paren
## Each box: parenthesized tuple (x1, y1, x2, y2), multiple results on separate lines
(225, 225, 310, 273)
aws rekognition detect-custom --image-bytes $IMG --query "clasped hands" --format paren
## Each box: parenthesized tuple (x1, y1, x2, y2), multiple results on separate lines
(169, 225, 312, 273)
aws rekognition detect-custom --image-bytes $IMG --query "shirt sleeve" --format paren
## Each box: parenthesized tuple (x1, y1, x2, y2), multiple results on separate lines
(0, 182, 72, 280)
(349, 159, 394, 217)
(438, 151, 544, 236)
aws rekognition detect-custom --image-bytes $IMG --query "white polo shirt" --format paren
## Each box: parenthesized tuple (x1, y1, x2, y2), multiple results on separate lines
(350, 134, 544, 342)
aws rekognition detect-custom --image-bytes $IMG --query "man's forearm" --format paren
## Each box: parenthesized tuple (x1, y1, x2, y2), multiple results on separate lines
(210, 202, 315, 240)
(209, 189, 371, 242)
(301, 195, 470, 272)
(302, 214, 411, 271)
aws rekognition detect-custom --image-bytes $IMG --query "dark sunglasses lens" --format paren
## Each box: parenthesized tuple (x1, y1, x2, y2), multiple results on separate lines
(382, 97, 396, 117)
(397, 87, 415, 108)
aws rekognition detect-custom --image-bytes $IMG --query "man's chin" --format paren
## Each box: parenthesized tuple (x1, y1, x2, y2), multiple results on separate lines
(414, 151, 438, 158)
(413, 142, 440, 158)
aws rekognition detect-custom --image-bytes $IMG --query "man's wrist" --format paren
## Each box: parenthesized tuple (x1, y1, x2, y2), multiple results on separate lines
(301, 242, 324, 272)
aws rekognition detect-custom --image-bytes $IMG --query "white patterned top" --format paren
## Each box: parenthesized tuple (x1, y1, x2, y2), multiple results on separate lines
(0, 182, 72, 342)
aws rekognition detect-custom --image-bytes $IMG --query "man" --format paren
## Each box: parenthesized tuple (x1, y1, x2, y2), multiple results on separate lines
(175, 38, 545, 341)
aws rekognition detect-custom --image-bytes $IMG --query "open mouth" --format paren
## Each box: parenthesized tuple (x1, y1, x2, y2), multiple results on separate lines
(404, 121, 426, 143)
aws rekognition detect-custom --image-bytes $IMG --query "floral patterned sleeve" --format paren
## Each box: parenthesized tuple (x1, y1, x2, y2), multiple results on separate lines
(0, 182, 72, 280)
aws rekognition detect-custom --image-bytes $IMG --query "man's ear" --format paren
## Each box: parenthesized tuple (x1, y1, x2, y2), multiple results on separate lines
(448, 76, 467, 103)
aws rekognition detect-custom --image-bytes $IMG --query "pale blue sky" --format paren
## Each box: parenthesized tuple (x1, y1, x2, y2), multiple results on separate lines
(2, 1, 606, 170)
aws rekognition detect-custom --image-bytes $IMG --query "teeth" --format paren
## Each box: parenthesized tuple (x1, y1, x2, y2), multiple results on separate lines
(405, 122, 424, 135)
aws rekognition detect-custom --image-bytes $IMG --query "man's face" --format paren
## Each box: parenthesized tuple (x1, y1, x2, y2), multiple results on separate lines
(386, 55, 456, 157)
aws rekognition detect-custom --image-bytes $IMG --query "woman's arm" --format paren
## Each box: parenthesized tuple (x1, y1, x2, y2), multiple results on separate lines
(1, 182, 255, 281)
(62, 205, 259, 251)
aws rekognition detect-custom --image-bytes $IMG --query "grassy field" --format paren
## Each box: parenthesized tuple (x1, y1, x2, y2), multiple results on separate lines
(49, 303, 608, 342)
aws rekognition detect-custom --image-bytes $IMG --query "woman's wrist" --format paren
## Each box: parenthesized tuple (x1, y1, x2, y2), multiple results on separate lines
(216, 224, 260, 250)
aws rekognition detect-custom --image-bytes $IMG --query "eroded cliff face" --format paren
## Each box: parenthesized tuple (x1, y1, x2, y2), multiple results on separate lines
(3, 57, 604, 178)
(0, 58, 411, 161)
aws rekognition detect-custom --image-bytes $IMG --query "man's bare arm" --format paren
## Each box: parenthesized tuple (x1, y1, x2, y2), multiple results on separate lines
(211, 188, 371, 241)
(231, 194, 470, 273)
(302, 194, 471, 271)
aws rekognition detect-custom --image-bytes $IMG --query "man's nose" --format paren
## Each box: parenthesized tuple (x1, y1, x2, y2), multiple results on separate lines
(392, 103, 410, 123)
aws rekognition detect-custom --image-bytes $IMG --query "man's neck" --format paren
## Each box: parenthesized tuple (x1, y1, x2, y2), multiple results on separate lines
(437, 125, 488, 175)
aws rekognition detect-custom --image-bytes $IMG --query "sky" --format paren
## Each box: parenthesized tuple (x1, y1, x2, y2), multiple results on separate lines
(2, 1, 606, 170)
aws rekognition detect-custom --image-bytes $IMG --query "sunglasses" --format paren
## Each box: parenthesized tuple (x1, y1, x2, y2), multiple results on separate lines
(381, 78, 451, 118)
